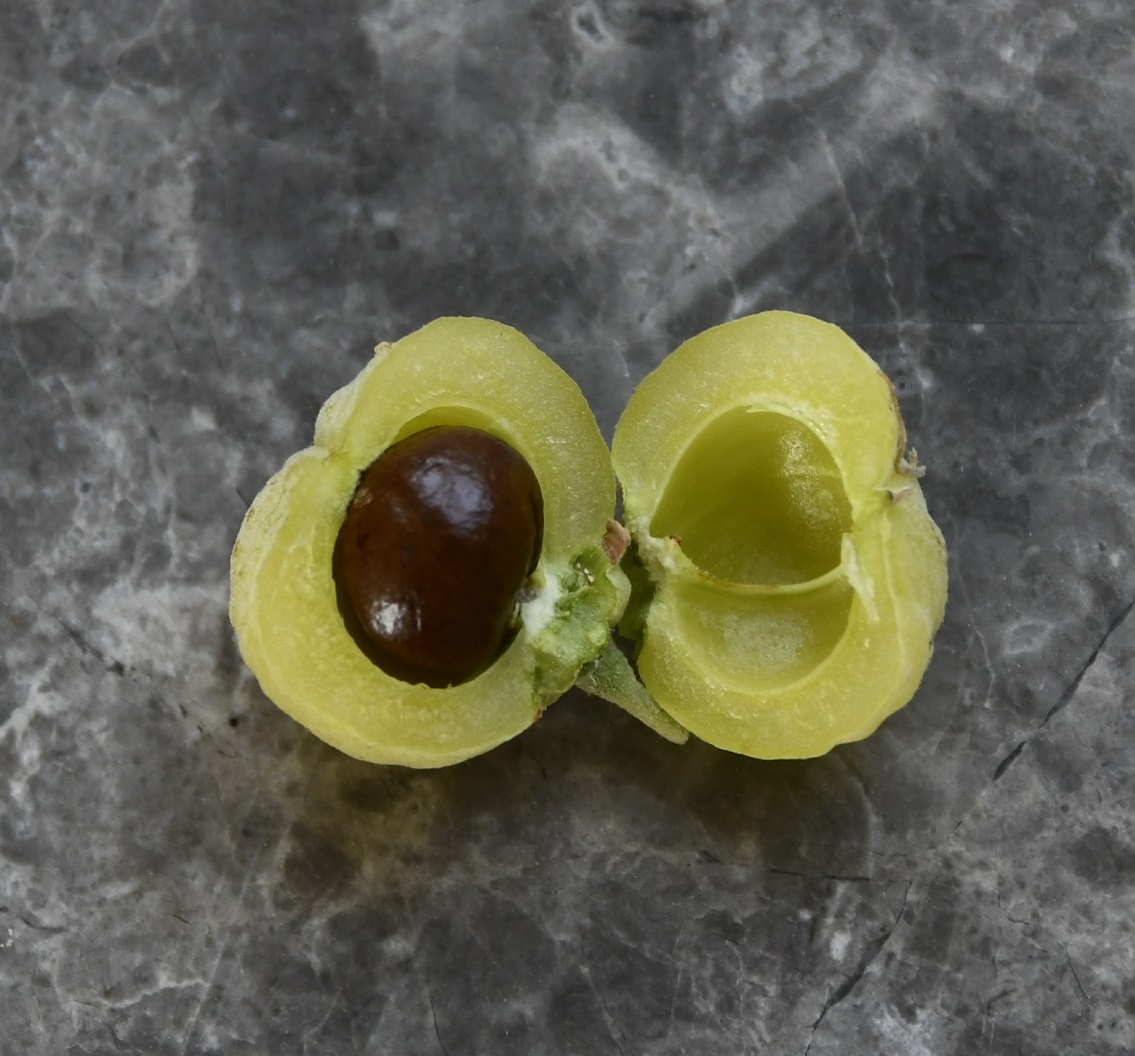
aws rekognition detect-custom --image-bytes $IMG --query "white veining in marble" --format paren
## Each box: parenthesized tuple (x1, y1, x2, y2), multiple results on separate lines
(2, 1, 1135, 1053)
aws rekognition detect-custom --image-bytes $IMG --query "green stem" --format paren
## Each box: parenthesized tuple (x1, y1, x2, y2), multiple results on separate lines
(574, 639, 689, 744)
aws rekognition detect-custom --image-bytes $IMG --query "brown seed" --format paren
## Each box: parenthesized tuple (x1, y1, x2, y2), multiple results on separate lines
(332, 426, 544, 687)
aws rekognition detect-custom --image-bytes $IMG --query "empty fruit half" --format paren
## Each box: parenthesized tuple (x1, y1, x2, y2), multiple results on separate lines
(613, 311, 948, 758)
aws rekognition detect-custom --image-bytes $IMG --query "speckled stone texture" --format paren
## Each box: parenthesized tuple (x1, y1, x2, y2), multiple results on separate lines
(2, 1, 1134, 1053)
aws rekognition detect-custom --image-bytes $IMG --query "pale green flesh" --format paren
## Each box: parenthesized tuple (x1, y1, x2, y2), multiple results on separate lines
(647, 409, 857, 695)
(668, 577, 854, 692)
(392, 405, 499, 443)
(650, 410, 851, 585)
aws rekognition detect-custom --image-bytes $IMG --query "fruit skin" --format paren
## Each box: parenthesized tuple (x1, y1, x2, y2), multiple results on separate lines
(612, 311, 948, 759)
(230, 317, 629, 768)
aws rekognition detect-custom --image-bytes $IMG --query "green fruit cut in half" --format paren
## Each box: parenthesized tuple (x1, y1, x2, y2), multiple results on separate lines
(231, 317, 651, 768)
(612, 311, 948, 759)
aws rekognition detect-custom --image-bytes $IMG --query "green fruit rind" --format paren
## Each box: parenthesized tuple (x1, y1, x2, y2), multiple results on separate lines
(230, 317, 623, 767)
(613, 311, 948, 759)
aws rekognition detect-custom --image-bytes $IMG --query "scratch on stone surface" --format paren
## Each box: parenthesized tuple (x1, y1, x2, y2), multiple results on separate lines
(53, 615, 133, 679)
(967, 618, 995, 704)
(0, 905, 67, 935)
(578, 943, 628, 1056)
(1041, 592, 1134, 727)
(640, 58, 938, 343)
(991, 740, 1025, 781)
(300, 992, 341, 1052)
(1052, 935, 1093, 1008)
(803, 880, 912, 1056)
(193, 284, 228, 373)
(8, 328, 46, 388)
(797, 103, 865, 260)
(835, 752, 875, 804)
(996, 899, 1093, 1009)
(664, 921, 693, 1041)
(950, 558, 996, 714)
(995, 892, 1031, 929)
(6, 324, 79, 416)
(993, 592, 1135, 783)
(984, 985, 1016, 1017)
(428, 993, 451, 1056)
(176, 815, 273, 1056)
(768, 867, 876, 884)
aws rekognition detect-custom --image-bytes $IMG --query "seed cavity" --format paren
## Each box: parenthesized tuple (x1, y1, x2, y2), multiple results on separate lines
(650, 409, 852, 585)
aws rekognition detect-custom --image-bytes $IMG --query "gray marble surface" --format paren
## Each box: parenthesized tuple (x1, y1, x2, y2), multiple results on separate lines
(2, 1, 1134, 1053)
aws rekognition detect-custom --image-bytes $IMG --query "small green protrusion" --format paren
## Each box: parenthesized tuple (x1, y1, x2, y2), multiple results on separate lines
(575, 638, 689, 744)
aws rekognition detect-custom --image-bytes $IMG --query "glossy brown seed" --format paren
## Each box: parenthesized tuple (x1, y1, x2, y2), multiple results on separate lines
(332, 426, 544, 687)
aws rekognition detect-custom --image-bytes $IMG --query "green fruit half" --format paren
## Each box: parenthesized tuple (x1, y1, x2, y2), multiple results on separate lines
(230, 317, 632, 767)
(612, 311, 948, 758)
